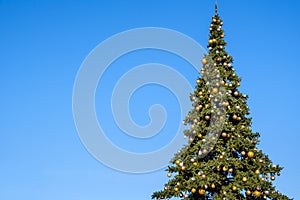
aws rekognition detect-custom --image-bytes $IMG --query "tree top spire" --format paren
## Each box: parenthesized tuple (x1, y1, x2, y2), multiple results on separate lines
(215, 0, 218, 15)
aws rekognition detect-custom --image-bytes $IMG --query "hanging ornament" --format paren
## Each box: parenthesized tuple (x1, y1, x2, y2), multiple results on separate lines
(265, 190, 270, 195)
(221, 132, 227, 137)
(191, 188, 196, 193)
(247, 151, 255, 158)
(232, 186, 237, 191)
(196, 79, 201, 84)
(242, 177, 248, 182)
(270, 176, 275, 181)
(253, 190, 261, 197)
(255, 169, 260, 174)
(246, 190, 251, 195)
(202, 58, 207, 65)
(205, 115, 210, 120)
(167, 173, 172, 177)
(234, 91, 239, 96)
(211, 183, 216, 189)
(212, 88, 219, 93)
(199, 189, 206, 195)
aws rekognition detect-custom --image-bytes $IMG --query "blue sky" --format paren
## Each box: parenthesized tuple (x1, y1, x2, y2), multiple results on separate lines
(1, 0, 300, 199)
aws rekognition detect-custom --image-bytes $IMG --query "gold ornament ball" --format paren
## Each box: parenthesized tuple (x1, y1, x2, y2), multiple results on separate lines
(222, 166, 228, 172)
(246, 190, 251, 195)
(199, 189, 206, 195)
(202, 58, 207, 65)
(221, 132, 227, 137)
(201, 174, 206, 179)
(232, 114, 238, 120)
(237, 116, 242, 121)
(270, 176, 275, 181)
(242, 177, 248, 182)
(253, 190, 261, 197)
(167, 173, 172, 177)
(196, 79, 201, 84)
(193, 162, 198, 166)
(234, 91, 239, 96)
(255, 169, 260, 174)
(205, 115, 210, 120)
(232, 186, 237, 191)
(197, 134, 202, 138)
(212, 88, 218, 93)
(191, 188, 196, 193)
(175, 160, 180, 165)
(212, 38, 217, 43)
(209, 39, 213, 44)
(174, 187, 179, 192)
(221, 34, 224, 38)
(228, 168, 233, 173)
(247, 151, 255, 158)
(211, 183, 216, 189)
(241, 151, 246, 156)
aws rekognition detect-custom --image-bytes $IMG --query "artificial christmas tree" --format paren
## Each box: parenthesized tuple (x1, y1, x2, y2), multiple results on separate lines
(152, 4, 291, 200)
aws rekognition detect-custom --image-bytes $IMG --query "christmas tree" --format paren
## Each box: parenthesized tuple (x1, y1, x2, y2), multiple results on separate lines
(152, 4, 291, 200)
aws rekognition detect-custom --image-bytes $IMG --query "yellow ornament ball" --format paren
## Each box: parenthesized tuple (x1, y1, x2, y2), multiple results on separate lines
(247, 151, 255, 158)
(196, 79, 201, 84)
(253, 190, 261, 197)
(205, 115, 210, 120)
(211, 183, 216, 189)
(174, 187, 179, 192)
(199, 189, 206, 195)
(232, 186, 237, 191)
(209, 39, 213, 44)
(202, 58, 207, 65)
(212, 88, 218, 93)
(242, 177, 247, 182)
(167, 173, 172, 177)
(191, 188, 196, 193)
(175, 160, 180, 165)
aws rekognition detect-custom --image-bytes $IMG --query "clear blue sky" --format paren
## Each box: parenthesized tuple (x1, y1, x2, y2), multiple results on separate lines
(1, 0, 299, 199)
